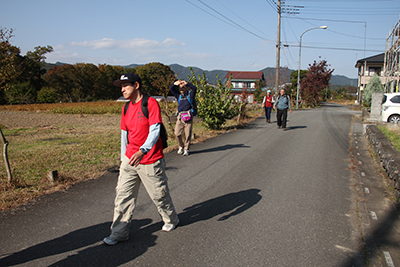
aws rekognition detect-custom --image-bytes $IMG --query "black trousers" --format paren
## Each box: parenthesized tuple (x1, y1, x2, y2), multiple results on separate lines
(276, 108, 288, 128)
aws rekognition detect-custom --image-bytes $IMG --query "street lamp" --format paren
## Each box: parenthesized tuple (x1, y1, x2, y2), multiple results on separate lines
(296, 26, 328, 109)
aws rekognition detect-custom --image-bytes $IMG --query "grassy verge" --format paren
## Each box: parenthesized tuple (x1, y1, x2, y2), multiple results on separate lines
(377, 125, 400, 152)
(0, 101, 263, 211)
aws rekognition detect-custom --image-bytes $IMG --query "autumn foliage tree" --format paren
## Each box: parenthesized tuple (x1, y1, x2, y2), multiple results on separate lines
(0, 27, 53, 104)
(300, 60, 333, 107)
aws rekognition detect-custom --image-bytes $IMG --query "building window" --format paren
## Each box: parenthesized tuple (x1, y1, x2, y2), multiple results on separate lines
(369, 67, 381, 76)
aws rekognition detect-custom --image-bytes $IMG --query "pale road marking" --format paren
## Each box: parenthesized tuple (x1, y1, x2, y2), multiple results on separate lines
(355, 141, 358, 144)
(371, 211, 378, 220)
(383, 251, 395, 267)
(365, 188, 370, 194)
(357, 153, 360, 156)
(361, 172, 366, 177)
(356, 146, 359, 149)
(358, 161, 362, 165)
(335, 245, 354, 253)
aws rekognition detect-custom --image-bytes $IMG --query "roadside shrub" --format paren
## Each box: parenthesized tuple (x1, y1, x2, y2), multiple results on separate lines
(187, 68, 240, 130)
(37, 86, 58, 103)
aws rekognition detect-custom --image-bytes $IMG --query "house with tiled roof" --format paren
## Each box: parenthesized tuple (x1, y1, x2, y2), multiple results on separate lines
(225, 71, 265, 103)
(355, 53, 385, 103)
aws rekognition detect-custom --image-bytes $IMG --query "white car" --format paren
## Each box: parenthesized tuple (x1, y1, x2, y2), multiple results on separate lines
(381, 93, 400, 123)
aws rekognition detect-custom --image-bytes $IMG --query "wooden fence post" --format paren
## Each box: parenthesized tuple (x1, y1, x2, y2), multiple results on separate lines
(0, 128, 12, 183)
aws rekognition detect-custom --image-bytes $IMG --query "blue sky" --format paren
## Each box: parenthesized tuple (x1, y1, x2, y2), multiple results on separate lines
(1, 0, 399, 79)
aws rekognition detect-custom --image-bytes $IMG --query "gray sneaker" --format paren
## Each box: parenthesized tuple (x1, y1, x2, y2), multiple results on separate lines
(103, 236, 128, 246)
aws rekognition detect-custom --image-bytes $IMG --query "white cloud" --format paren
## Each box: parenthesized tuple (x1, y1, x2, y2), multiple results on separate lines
(45, 37, 215, 67)
(69, 37, 185, 51)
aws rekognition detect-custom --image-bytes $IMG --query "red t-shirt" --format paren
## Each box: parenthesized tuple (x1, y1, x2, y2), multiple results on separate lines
(121, 97, 164, 165)
(265, 95, 273, 107)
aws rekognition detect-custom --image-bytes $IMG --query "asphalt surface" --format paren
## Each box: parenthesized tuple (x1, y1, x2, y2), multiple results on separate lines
(0, 102, 398, 266)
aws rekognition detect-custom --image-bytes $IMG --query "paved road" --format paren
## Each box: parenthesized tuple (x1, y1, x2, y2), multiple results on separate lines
(0, 103, 372, 266)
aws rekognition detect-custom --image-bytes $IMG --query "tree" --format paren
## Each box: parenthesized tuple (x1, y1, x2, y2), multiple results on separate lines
(289, 69, 308, 104)
(362, 74, 384, 107)
(0, 28, 22, 104)
(4, 82, 36, 104)
(45, 64, 76, 102)
(300, 60, 333, 107)
(0, 27, 53, 104)
(253, 79, 265, 102)
(37, 86, 58, 103)
(95, 64, 124, 100)
(134, 62, 175, 97)
(23, 45, 53, 92)
(187, 68, 240, 130)
(321, 87, 333, 101)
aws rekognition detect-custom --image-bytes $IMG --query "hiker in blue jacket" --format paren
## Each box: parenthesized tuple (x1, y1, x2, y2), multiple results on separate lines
(169, 80, 197, 156)
(273, 88, 292, 131)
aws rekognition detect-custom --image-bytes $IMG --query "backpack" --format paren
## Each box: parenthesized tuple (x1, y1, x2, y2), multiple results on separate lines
(277, 94, 290, 104)
(178, 90, 198, 116)
(123, 94, 168, 149)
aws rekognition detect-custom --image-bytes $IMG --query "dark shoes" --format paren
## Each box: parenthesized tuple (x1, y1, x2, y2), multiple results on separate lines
(103, 236, 129, 246)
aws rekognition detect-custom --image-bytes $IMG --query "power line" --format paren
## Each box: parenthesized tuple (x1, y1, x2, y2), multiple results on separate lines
(189, 0, 272, 42)
(215, 0, 269, 37)
(291, 45, 383, 52)
(265, 0, 278, 12)
(283, 15, 382, 40)
(185, 0, 242, 31)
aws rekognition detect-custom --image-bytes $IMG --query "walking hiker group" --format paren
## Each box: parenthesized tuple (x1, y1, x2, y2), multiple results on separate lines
(103, 72, 291, 246)
(263, 88, 292, 130)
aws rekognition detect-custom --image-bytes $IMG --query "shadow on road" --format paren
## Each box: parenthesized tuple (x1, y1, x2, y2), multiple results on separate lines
(190, 143, 250, 154)
(179, 188, 262, 223)
(285, 126, 307, 131)
(340, 204, 400, 267)
(0, 189, 262, 267)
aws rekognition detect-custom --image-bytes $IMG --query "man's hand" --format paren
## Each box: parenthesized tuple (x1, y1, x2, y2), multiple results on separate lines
(290, 109, 292, 114)
(174, 80, 187, 88)
(179, 80, 187, 88)
(129, 150, 145, 167)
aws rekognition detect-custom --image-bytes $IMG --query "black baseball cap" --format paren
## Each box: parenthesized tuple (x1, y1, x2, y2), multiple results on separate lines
(113, 73, 142, 87)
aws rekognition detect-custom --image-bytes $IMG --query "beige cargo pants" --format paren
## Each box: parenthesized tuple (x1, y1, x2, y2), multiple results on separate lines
(110, 156, 179, 241)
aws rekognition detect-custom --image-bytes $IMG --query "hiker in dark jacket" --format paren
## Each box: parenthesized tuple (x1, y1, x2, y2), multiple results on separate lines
(273, 88, 292, 131)
(169, 80, 197, 156)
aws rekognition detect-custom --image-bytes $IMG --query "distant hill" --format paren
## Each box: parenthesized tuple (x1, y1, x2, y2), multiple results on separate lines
(330, 75, 357, 87)
(44, 62, 357, 88)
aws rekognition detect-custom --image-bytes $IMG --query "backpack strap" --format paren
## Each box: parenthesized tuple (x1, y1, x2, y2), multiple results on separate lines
(141, 94, 149, 119)
(178, 91, 194, 113)
(123, 100, 131, 116)
(124, 94, 150, 118)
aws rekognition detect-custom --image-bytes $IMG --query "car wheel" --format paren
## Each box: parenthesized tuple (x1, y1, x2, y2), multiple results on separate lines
(388, 114, 400, 123)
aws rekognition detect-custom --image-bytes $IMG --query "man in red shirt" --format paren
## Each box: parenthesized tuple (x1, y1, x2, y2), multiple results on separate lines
(103, 73, 179, 246)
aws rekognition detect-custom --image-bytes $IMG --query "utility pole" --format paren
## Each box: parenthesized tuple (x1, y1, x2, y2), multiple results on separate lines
(275, 0, 281, 93)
